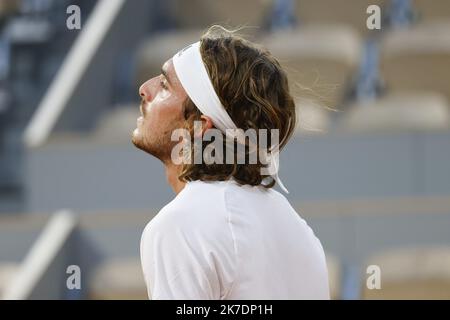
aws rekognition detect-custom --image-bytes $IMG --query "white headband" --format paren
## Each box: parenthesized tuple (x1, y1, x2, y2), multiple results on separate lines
(172, 41, 289, 193)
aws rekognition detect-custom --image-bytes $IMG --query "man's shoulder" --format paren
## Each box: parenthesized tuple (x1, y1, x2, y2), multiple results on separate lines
(144, 180, 228, 234)
(166, 180, 227, 213)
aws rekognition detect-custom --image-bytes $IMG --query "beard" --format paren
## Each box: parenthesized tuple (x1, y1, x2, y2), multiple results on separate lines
(132, 124, 181, 164)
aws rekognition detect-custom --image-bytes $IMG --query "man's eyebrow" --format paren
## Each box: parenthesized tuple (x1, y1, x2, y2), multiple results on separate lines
(161, 67, 173, 86)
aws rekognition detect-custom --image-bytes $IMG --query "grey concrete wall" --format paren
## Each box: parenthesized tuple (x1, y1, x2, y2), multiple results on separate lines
(24, 130, 450, 214)
(24, 139, 171, 213)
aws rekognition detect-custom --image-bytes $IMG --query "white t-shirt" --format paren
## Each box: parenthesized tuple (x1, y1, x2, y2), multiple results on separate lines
(140, 179, 330, 300)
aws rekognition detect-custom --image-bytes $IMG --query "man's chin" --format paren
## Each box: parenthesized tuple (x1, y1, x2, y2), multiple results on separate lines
(131, 131, 145, 151)
(131, 133, 158, 159)
(131, 131, 172, 163)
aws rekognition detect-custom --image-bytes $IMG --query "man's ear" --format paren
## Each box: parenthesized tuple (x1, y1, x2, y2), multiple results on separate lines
(200, 115, 214, 135)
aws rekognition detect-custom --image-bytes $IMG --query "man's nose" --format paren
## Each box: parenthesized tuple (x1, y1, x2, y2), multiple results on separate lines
(139, 78, 156, 101)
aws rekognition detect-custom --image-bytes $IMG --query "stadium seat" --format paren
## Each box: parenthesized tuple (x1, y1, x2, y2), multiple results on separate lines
(135, 30, 203, 86)
(4, 16, 54, 45)
(0, 0, 20, 20)
(363, 247, 450, 299)
(341, 92, 450, 132)
(89, 258, 147, 300)
(326, 254, 341, 300)
(166, 0, 272, 29)
(262, 25, 362, 110)
(294, 0, 387, 35)
(295, 98, 331, 135)
(380, 21, 450, 103)
(413, 0, 450, 24)
(0, 263, 18, 299)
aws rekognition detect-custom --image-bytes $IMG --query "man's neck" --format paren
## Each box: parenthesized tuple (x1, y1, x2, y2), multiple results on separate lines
(164, 162, 186, 195)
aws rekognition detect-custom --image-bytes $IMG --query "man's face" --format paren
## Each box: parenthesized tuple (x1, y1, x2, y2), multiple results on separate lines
(132, 59, 188, 162)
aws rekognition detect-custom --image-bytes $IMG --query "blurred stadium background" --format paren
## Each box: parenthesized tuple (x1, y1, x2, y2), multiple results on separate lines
(1, 0, 450, 299)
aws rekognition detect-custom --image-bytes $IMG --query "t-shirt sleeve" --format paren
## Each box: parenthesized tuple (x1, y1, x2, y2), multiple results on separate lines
(140, 212, 223, 300)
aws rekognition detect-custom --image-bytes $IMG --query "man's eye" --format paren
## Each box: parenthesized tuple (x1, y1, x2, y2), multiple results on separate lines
(160, 80, 168, 90)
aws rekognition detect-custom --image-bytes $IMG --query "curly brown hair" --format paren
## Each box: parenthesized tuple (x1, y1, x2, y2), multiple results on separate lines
(178, 26, 296, 189)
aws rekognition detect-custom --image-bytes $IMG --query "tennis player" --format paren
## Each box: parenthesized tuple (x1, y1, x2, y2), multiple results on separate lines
(132, 26, 330, 300)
